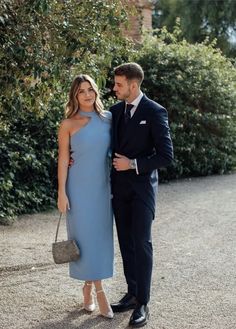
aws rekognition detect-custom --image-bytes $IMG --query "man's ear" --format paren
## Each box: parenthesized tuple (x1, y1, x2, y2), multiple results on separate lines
(130, 79, 138, 91)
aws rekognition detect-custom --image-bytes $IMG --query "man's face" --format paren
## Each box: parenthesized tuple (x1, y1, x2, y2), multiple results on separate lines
(113, 75, 132, 101)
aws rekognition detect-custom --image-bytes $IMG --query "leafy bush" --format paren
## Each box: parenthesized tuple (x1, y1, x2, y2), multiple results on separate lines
(1, 1, 236, 224)
(0, 100, 60, 223)
(134, 30, 236, 180)
(0, 0, 131, 224)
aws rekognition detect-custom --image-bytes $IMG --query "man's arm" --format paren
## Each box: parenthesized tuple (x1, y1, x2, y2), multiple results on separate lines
(136, 107, 174, 174)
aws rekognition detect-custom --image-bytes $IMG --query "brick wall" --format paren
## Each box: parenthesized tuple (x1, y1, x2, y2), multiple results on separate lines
(124, 0, 155, 42)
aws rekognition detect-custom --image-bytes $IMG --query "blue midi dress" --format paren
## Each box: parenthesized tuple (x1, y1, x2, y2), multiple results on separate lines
(66, 110, 113, 280)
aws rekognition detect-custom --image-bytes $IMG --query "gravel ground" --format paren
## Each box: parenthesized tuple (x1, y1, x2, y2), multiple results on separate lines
(0, 174, 236, 329)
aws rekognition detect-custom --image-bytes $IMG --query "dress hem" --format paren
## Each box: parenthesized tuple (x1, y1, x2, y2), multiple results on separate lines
(69, 272, 114, 281)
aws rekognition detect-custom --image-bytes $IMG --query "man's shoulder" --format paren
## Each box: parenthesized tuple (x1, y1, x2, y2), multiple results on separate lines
(142, 95, 166, 114)
(109, 101, 124, 113)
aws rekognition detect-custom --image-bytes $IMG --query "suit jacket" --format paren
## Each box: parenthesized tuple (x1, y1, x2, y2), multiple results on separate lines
(110, 94, 173, 216)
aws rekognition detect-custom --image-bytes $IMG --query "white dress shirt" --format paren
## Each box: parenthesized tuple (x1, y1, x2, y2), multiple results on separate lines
(125, 91, 144, 174)
(126, 91, 144, 117)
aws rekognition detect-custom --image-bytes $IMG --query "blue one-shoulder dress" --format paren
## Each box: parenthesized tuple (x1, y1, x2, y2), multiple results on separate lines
(66, 110, 113, 280)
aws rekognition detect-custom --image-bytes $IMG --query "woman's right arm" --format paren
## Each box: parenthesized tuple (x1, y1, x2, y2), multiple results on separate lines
(57, 121, 70, 213)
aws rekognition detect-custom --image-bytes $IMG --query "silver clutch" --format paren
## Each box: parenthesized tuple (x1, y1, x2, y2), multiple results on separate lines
(52, 213, 80, 264)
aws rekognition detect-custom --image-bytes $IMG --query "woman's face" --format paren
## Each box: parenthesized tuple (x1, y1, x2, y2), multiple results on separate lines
(76, 81, 96, 110)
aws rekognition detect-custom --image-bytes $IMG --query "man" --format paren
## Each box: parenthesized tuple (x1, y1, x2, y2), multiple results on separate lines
(110, 62, 173, 327)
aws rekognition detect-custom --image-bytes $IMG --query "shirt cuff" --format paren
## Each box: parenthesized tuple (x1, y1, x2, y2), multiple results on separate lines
(134, 159, 139, 175)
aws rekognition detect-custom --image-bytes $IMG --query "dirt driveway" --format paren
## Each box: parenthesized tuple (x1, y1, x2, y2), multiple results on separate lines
(0, 174, 236, 329)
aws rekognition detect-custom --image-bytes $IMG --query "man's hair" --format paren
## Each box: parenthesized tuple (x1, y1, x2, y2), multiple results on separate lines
(114, 62, 144, 84)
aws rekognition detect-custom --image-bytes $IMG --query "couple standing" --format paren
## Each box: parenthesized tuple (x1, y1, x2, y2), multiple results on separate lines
(57, 62, 173, 327)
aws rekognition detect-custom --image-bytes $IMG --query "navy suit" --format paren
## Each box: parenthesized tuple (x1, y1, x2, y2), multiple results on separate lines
(110, 94, 173, 304)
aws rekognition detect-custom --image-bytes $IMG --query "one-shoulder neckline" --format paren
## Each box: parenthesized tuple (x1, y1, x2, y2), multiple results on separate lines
(78, 110, 96, 116)
(70, 122, 91, 138)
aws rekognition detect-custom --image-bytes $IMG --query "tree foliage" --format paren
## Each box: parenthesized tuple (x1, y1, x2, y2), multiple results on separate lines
(0, 0, 131, 224)
(153, 0, 236, 57)
(1, 0, 235, 224)
(133, 29, 236, 179)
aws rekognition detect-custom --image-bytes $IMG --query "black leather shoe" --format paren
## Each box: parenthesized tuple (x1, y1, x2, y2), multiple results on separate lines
(129, 304, 149, 328)
(111, 293, 137, 312)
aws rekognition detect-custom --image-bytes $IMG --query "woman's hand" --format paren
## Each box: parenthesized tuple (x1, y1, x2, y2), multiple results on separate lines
(57, 192, 70, 214)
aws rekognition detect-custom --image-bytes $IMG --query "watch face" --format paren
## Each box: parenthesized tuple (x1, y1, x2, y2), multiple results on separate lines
(130, 160, 136, 169)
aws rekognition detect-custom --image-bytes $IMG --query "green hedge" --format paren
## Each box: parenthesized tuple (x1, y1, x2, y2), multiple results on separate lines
(134, 33, 236, 179)
(0, 97, 62, 224)
(0, 0, 131, 224)
(1, 6, 236, 224)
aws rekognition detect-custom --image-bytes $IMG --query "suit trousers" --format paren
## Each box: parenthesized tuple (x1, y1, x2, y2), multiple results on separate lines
(112, 177, 153, 304)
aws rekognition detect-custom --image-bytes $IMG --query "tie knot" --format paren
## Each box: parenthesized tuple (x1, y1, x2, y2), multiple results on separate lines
(126, 104, 134, 113)
(125, 104, 134, 124)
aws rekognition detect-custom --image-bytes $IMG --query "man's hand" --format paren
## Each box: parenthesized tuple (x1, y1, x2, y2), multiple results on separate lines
(113, 153, 131, 171)
(69, 157, 74, 167)
(69, 151, 74, 167)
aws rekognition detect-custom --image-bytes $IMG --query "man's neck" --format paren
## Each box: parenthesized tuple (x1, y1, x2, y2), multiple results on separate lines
(126, 90, 142, 104)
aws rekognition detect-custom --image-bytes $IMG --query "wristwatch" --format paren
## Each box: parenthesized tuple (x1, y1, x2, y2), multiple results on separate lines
(129, 159, 136, 170)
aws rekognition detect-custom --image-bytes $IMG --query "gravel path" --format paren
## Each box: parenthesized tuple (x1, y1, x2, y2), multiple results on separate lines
(0, 174, 235, 329)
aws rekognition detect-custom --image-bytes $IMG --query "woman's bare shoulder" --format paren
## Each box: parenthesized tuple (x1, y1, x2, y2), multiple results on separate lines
(59, 118, 75, 128)
(58, 119, 74, 134)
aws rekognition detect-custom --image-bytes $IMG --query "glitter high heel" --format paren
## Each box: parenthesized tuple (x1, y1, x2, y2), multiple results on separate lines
(96, 289, 114, 319)
(83, 282, 95, 312)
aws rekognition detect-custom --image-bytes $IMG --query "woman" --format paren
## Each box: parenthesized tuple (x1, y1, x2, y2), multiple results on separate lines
(57, 74, 113, 318)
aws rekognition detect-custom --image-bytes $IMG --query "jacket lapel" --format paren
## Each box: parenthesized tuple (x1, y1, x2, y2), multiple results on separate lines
(119, 95, 148, 148)
(113, 101, 125, 150)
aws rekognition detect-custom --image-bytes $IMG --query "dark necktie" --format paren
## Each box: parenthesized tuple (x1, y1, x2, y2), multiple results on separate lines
(125, 104, 134, 124)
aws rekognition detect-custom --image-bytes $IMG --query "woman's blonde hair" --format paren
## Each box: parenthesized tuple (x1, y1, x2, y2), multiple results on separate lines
(65, 74, 104, 118)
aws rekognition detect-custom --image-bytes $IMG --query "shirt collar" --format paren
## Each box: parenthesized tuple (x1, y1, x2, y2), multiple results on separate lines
(126, 91, 143, 108)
